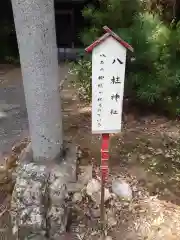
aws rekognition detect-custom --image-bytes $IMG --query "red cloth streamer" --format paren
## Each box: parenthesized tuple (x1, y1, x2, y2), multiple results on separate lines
(101, 134, 110, 180)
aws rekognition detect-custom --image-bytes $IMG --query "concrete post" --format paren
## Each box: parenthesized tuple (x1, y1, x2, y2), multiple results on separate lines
(11, 0, 63, 160)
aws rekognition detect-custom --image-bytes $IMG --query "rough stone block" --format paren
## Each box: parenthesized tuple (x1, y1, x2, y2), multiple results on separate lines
(48, 205, 68, 237)
(49, 178, 68, 205)
(11, 161, 48, 239)
(11, 142, 77, 239)
(48, 143, 77, 239)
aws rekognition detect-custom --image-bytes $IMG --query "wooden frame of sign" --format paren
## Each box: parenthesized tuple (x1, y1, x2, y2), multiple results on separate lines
(86, 26, 133, 135)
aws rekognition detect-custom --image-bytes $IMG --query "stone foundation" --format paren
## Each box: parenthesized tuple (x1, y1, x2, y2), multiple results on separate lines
(11, 142, 77, 239)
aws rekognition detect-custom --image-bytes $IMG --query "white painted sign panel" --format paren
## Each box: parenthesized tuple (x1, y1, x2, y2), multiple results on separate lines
(92, 36, 127, 134)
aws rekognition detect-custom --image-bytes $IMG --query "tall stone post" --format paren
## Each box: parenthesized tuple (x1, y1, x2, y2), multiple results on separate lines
(11, 0, 63, 160)
(10, 1, 77, 239)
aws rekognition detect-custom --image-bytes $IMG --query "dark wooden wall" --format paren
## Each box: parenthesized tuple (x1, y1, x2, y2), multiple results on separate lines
(55, 0, 90, 48)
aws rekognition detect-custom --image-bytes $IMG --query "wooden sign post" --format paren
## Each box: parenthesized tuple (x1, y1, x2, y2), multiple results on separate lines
(86, 26, 133, 237)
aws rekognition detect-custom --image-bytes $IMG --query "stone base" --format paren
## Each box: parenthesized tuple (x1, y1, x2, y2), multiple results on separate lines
(11, 142, 77, 239)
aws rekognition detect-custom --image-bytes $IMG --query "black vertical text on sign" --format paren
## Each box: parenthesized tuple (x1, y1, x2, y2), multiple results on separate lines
(97, 53, 106, 127)
(109, 58, 122, 115)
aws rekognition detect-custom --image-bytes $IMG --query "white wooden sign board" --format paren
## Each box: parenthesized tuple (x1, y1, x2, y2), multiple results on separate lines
(92, 36, 127, 134)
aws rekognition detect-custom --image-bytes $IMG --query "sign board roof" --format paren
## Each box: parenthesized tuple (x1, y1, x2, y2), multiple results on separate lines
(85, 26, 134, 53)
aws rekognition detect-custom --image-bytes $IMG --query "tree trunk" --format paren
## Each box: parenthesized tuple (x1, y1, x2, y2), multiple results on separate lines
(11, 0, 63, 160)
(173, 0, 176, 19)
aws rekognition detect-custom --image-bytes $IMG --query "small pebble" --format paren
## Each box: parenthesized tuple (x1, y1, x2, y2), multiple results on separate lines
(99, 236, 113, 240)
(112, 179, 132, 201)
(91, 208, 100, 218)
(0, 111, 7, 119)
(72, 192, 82, 203)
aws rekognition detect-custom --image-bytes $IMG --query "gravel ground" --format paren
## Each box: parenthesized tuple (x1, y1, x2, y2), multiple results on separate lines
(0, 67, 28, 160)
(0, 63, 69, 239)
(0, 64, 68, 161)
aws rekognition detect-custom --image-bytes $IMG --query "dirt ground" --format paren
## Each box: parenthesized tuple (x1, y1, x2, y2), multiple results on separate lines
(0, 63, 69, 239)
(62, 76, 180, 240)
(1, 67, 180, 239)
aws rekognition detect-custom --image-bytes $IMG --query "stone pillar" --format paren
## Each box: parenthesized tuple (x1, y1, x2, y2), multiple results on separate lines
(11, 0, 63, 160)
(10, 1, 77, 239)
